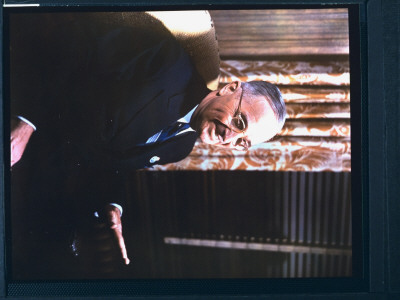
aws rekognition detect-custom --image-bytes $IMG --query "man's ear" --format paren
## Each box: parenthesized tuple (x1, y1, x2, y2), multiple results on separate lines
(218, 81, 241, 96)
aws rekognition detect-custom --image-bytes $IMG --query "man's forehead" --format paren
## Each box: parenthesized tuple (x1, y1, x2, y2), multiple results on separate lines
(244, 95, 274, 119)
(245, 97, 279, 144)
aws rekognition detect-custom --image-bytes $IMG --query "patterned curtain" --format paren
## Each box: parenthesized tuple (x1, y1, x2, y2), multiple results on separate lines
(150, 9, 351, 172)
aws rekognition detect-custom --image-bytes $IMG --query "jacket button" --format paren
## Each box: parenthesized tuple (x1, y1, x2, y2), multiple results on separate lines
(149, 156, 160, 164)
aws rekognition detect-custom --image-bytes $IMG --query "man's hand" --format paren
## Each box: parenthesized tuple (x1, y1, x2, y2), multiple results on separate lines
(103, 204, 130, 265)
(10, 118, 34, 167)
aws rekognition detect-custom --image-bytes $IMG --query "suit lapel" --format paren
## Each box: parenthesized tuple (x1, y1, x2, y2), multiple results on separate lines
(109, 73, 209, 152)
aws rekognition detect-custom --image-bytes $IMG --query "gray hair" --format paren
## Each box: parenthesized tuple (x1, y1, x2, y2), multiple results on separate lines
(242, 81, 287, 132)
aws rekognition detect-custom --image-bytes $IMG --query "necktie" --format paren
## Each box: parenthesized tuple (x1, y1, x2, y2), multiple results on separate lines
(156, 121, 191, 143)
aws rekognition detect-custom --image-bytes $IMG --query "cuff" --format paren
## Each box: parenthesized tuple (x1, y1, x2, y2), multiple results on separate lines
(94, 203, 123, 218)
(109, 203, 123, 216)
(17, 116, 37, 131)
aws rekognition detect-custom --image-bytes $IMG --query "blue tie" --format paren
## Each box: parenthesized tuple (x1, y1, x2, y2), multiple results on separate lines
(156, 121, 191, 143)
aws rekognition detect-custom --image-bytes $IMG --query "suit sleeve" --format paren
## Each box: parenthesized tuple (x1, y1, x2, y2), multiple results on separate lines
(9, 14, 188, 133)
(9, 15, 89, 130)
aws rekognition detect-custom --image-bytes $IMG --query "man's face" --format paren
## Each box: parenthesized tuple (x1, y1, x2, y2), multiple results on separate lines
(190, 81, 280, 150)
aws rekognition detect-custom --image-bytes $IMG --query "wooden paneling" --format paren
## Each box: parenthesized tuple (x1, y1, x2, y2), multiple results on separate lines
(148, 171, 352, 278)
(210, 9, 349, 57)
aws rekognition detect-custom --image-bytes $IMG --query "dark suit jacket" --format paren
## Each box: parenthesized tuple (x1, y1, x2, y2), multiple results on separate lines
(10, 13, 210, 170)
(10, 13, 210, 215)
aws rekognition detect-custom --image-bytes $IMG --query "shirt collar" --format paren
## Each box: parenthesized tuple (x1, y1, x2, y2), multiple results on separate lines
(178, 105, 198, 124)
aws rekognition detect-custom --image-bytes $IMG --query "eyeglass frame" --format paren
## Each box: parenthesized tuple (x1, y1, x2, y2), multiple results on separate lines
(229, 86, 250, 150)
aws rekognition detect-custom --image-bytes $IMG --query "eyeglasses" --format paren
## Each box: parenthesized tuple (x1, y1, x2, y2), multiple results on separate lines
(230, 87, 246, 133)
(229, 87, 250, 151)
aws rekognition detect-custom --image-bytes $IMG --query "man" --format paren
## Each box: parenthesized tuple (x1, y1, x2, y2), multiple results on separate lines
(9, 13, 286, 269)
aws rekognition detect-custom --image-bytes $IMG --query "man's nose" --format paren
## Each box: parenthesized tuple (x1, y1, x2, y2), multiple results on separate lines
(223, 129, 242, 145)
